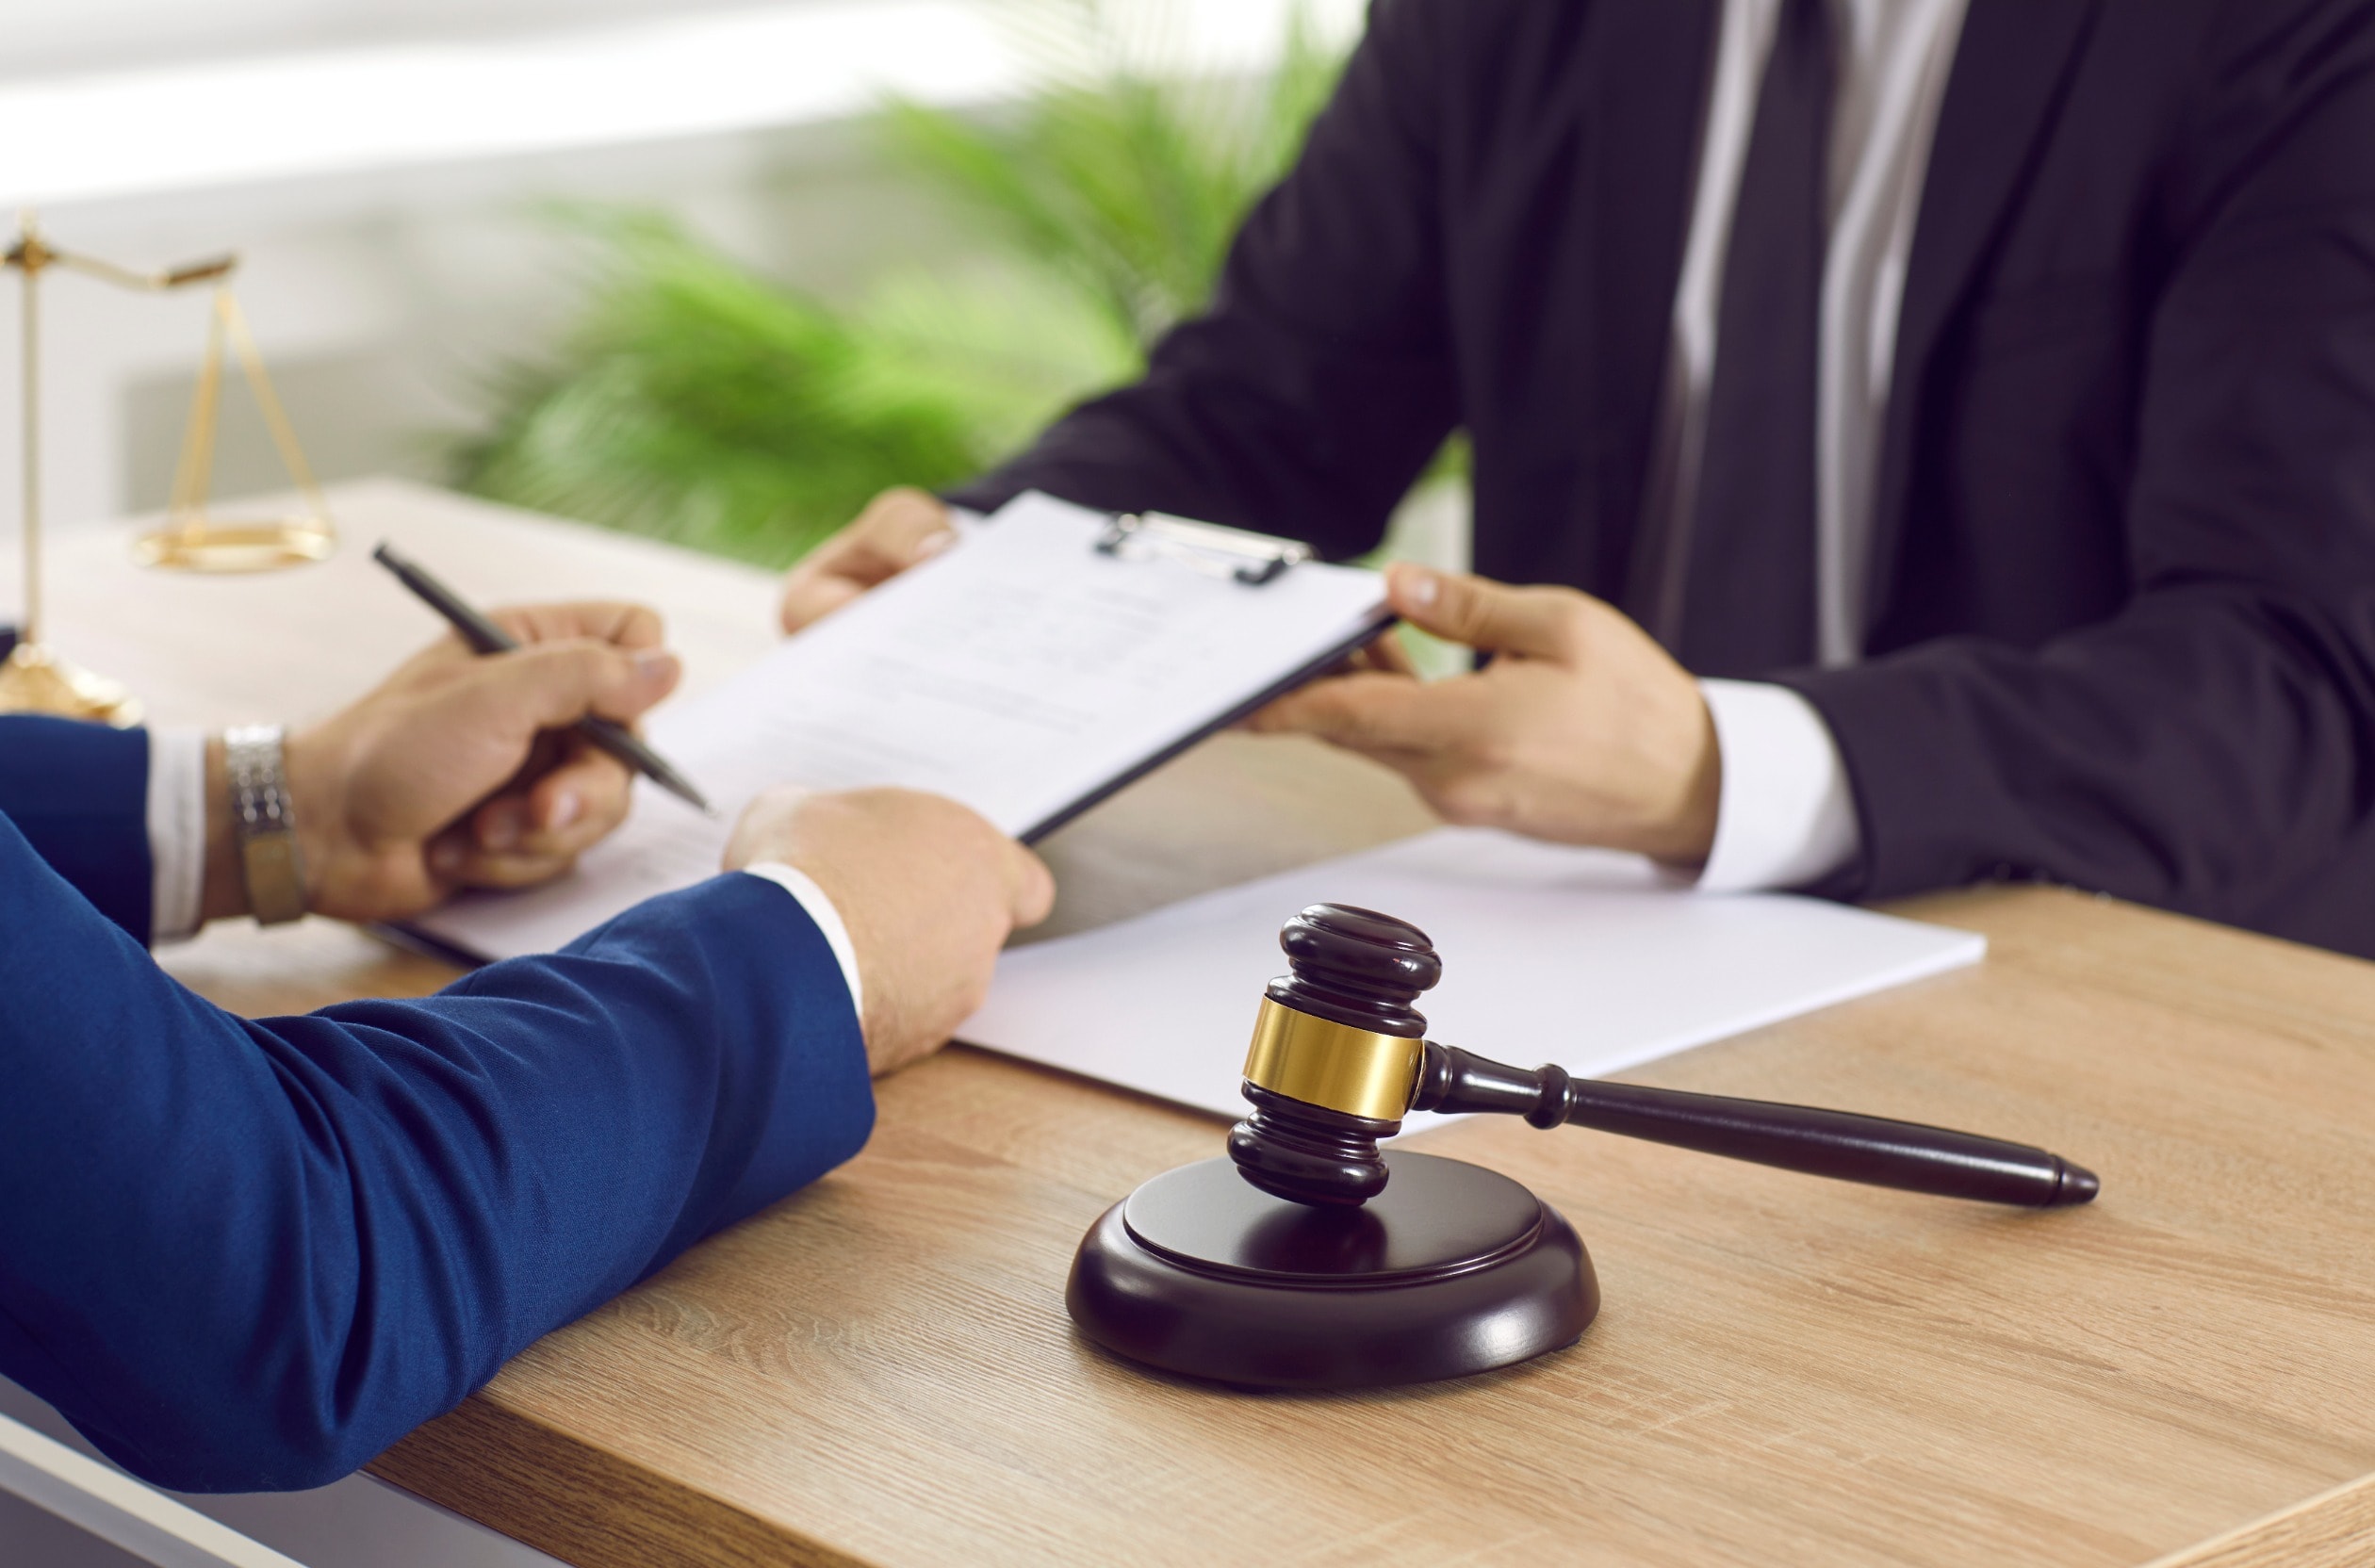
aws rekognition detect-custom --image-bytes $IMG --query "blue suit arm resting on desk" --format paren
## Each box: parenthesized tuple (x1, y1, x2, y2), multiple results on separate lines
(0, 805, 873, 1493)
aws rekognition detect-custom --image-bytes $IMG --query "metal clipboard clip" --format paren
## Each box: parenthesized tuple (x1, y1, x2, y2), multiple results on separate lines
(1093, 512, 1315, 586)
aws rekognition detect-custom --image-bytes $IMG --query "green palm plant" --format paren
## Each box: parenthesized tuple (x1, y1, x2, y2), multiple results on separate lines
(453, 1, 1349, 568)
(880, 0, 1345, 347)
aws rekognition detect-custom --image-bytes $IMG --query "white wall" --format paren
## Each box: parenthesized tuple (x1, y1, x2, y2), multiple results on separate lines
(0, 0, 771, 81)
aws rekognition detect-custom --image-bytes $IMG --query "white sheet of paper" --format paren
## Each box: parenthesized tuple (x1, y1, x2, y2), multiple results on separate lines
(416, 492, 1387, 960)
(958, 826, 1986, 1128)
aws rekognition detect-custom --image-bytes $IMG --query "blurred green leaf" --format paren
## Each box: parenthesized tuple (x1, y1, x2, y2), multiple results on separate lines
(453, 0, 1350, 566)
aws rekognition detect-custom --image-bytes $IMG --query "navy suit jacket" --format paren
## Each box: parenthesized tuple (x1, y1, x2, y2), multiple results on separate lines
(0, 715, 873, 1491)
(955, 0, 2375, 957)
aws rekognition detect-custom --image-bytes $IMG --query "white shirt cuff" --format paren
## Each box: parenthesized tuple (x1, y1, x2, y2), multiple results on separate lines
(1693, 679, 1862, 893)
(146, 727, 208, 944)
(738, 862, 865, 1023)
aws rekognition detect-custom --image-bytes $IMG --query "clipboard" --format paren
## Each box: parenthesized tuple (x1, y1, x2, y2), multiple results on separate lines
(410, 492, 1398, 964)
(1019, 511, 1395, 842)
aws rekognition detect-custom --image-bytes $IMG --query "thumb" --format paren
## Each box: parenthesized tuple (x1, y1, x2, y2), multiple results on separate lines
(1003, 841, 1056, 930)
(1387, 564, 1584, 661)
(464, 640, 683, 733)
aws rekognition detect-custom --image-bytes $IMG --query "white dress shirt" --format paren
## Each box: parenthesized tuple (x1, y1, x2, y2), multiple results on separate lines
(1670, 0, 1969, 891)
(145, 727, 867, 1016)
(147, 727, 209, 943)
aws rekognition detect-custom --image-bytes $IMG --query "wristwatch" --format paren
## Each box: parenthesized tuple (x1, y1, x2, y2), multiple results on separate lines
(223, 724, 308, 925)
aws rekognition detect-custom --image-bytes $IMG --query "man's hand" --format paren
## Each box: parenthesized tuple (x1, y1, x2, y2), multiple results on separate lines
(206, 603, 685, 925)
(725, 787, 1055, 1075)
(778, 487, 955, 634)
(1249, 564, 1722, 866)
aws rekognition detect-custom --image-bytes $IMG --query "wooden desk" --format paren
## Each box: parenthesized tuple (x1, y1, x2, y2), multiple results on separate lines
(53, 482, 2375, 1567)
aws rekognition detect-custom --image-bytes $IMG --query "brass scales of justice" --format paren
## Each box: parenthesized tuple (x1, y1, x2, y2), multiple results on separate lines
(0, 212, 336, 727)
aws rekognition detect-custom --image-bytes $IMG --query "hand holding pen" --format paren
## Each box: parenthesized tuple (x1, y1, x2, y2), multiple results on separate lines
(372, 542, 715, 815)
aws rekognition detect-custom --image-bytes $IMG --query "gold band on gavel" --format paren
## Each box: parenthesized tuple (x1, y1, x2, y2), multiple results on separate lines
(1240, 996, 1426, 1122)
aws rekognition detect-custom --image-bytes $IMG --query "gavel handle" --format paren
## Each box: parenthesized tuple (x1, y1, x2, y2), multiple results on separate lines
(1409, 1043, 2098, 1208)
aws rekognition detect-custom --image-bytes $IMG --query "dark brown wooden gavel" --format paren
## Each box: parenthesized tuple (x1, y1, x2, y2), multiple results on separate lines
(1226, 903, 2100, 1210)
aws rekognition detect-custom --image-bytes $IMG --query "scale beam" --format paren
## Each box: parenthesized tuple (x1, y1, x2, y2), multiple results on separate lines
(0, 213, 336, 725)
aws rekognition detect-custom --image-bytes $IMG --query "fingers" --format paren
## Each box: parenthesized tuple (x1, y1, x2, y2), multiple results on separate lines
(1322, 630, 1421, 680)
(454, 638, 684, 735)
(780, 575, 866, 631)
(1386, 564, 1591, 662)
(837, 488, 958, 578)
(780, 488, 956, 633)
(427, 834, 583, 891)
(1247, 669, 1478, 759)
(1356, 628, 1421, 678)
(403, 603, 667, 677)
(420, 738, 633, 889)
(522, 743, 634, 847)
(483, 741, 633, 851)
(488, 601, 666, 653)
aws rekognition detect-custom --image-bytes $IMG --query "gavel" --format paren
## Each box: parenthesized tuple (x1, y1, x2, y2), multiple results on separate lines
(1226, 902, 2100, 1209)
(1067, 902, 2101, 1390)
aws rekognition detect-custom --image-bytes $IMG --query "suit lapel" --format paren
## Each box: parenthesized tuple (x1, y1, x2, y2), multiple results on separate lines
(1864, 0, 2103, 636)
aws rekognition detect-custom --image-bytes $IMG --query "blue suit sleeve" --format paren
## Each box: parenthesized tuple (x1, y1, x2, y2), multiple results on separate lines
(0, 715, 153, 940)
(0, 808, 872, 1493)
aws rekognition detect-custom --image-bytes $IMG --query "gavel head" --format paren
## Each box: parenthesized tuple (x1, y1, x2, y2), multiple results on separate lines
(1226, 904, 1441, 1207)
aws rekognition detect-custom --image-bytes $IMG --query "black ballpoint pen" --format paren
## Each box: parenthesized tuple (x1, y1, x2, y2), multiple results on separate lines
(370, 541, 715, 816)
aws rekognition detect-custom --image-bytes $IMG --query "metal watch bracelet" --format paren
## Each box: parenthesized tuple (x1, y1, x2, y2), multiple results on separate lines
(222, 724, 308, 925)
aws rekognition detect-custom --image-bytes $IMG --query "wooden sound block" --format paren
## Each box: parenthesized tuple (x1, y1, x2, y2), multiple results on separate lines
(1067, 1152, 1597, 1389)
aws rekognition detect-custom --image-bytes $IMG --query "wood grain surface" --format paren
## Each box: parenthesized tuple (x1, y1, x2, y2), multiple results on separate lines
(355, 889, 2375, 1568)
(2146, 1475, 2375, 1568)
(71, 482, 2375, 1566)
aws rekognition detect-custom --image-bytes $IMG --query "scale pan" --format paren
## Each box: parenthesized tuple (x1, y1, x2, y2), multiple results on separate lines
(0, 643, 142, 726)
(133, 516, 336, 573)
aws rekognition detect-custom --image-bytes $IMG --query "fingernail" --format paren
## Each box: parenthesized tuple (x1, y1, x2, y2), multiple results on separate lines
(1397, 565, 1439, 608)
(483, 803, 527, 851)
(909, 529, 956, 564)
(546, 790, 582, 830)
(632, 649, 680, 682)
